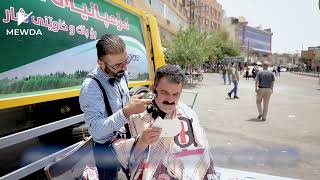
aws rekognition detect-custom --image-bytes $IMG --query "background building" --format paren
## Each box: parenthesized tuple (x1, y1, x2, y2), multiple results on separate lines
(223, 17, 273, 64)
(238, 19, 273, 63)
(123, 0, 223, 43)
(301, 46, 320, 71)
(191, 0, 223, 32)
(271, 53, 300, 67)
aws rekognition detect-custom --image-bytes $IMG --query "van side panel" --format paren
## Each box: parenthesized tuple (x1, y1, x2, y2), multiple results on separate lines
(0, 0, 151, 108)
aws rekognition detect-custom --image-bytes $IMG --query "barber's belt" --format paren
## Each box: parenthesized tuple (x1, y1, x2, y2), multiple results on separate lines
(259, 86, 271, 88)
(93, 132, 129, 146)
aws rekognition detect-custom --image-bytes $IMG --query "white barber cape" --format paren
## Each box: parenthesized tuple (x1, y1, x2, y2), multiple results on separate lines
(112, 102, 218, 180)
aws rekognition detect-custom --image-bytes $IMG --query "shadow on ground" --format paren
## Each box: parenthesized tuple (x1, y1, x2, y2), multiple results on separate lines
(246, 118, 265, 122)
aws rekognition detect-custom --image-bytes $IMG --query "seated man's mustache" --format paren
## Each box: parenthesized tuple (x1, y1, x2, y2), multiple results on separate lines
(163, 101, 175, 105)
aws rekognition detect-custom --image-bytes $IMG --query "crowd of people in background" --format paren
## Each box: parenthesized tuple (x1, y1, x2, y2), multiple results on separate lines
(217, 61, 275, 121)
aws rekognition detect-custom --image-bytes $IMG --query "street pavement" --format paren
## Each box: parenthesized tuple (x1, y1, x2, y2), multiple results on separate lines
(180, 72, 320, 180)
(292, 71, 320, 78)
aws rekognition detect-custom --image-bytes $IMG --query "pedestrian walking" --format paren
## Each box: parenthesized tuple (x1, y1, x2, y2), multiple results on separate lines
(222, 65, 227, 85)
(227, 64, 232, 85)
(227, 63, 240, 99)
(273, 67, 277, 76)
(255, 61, 275, 121)
(252, 66, 257, 79)
(245, 67, 249, 80)
(277, 65, 281, 76)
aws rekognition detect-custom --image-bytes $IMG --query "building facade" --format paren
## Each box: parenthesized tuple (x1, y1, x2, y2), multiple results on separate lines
(271, 53, 300, 67)
(301, 46, 320, 70)
(222, 17, 273, 64)
(238, 21, 273, 63)
(123, 0, 223, 43)
(191, 0, 223, 32)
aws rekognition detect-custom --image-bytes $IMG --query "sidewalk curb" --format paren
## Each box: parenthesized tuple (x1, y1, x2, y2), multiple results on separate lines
(291, 72, 320, 78)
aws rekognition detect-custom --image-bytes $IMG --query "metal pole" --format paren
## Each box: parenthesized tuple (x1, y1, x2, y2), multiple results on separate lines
(199, 6, 202, 31)
(189, 0, 192, 25)
(247, 40, 250, 63)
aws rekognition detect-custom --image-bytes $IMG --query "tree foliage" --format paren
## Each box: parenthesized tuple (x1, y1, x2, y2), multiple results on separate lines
(165, 26, 209, 66)
(207, 30, 241, 61)
(315, 53, 320, 62)
(165, 26, 240, 67)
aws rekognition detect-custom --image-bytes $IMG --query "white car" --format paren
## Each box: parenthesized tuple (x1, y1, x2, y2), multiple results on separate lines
(280, 67, 287, 72)
(268, 67, 274, 71)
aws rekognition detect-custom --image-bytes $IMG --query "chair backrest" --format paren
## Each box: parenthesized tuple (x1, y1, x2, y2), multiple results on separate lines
(44, 137, 95, 180)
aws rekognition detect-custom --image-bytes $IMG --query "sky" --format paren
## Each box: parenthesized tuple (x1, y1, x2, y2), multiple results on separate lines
(217, 0, 320, 54)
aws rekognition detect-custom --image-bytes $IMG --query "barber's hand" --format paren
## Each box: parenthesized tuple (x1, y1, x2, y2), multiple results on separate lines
(139, 127, 162, 146)
(123, 94, 152, 118)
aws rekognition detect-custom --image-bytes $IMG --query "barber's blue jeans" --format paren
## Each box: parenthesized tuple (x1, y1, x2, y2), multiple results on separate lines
(229, 80, 238, 96)
(93, 142, 120, 180)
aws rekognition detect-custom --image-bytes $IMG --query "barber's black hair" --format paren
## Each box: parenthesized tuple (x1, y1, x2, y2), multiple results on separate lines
(96, 34, 126, 59)
(154, 64, 185, 87)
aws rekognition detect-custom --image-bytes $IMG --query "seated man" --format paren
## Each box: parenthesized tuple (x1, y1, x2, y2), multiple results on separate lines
(113, 65, 217, 180)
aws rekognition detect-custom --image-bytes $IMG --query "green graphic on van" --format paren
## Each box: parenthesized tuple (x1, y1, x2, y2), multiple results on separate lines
(0, 0, 149, 98)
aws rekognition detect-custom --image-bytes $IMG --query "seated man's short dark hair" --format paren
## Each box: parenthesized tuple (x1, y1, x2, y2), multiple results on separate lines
(154, 64, 185, 86)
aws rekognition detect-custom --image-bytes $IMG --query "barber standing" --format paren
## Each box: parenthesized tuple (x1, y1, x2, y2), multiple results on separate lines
(79, 34, 152, 180)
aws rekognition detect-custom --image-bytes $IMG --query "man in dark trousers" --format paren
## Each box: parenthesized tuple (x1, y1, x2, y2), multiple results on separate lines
(79, 34, 152, 180)
(227, 63, 240, 99)
(277, 65, 281, 76)
(255, 61, 275, 121)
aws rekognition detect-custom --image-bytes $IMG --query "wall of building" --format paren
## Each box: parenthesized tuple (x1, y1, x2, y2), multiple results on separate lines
(222, 17, 239, 43)
(193, 0, 223, 32)
(301, 47, 320, 68)
(271, 53, 300, 67)
(123, 0, 223, 43)
(238, 24, 272, 54)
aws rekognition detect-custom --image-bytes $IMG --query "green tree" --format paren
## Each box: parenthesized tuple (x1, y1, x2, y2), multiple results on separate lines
(165, 27, 240, 84)
(166, 26, 209, 67)
(206, 30, 240, 61)
(165, 26, 211, 84)
(315, 54, 320, 63)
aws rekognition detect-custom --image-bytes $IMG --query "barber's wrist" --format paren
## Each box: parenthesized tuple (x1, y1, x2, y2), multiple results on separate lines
(123, 106, 133, 119)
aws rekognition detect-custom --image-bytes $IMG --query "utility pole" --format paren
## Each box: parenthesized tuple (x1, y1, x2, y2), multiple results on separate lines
(183, 0, 203, 29)
(247, 40, 250, 63)
(197, 5, 204, 31)
(189, 0, 192, 25)
(199, 6, 202, 31)
(188, 0, 195, 26)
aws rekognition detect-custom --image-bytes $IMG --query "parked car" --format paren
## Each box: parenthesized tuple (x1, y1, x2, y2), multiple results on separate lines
(243, 66, 264, 77)
(280, 67, 288, 72)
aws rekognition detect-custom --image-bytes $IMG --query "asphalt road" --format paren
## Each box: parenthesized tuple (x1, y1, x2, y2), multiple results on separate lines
(180, 72, 320, 180)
